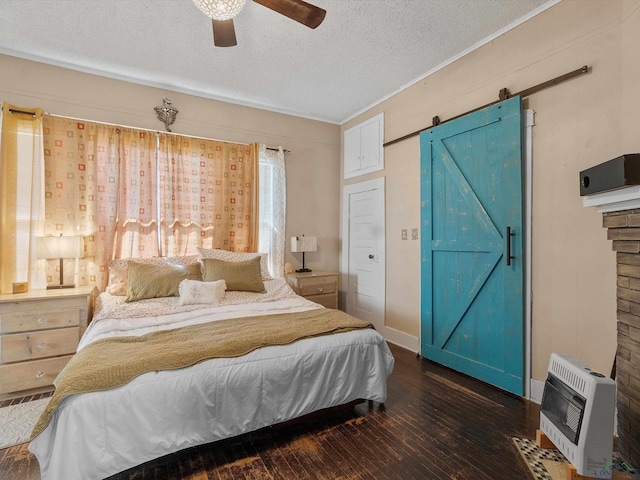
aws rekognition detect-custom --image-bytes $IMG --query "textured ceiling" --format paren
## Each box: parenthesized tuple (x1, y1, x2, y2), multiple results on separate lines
(0, 0, 555, 124)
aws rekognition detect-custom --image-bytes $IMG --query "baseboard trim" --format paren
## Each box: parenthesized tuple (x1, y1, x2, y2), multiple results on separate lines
(382, 327, 419, 353)
(529, 378, 544, 404)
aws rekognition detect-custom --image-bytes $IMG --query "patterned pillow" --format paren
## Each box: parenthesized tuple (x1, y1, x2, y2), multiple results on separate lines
(177, 279, 226, 306)
(107, 256, 201, 296)
(108, 255, 200, 270)
(125, 261, 202, 303)
(197, 248, 272, 280)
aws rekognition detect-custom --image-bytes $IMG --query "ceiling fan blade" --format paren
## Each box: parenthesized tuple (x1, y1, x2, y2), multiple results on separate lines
(252, 0, 326, 29)
(212, 19, 237, 47)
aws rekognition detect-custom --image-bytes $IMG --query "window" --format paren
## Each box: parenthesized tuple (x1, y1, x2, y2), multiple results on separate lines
(258, 145, 286, 277)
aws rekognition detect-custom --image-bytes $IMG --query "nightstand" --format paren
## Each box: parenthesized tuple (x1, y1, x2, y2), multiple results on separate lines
(0, 286, 97, 398)
(286, 271, 339, 309)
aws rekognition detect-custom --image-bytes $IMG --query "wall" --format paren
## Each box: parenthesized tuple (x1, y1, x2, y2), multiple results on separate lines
(0, 54, 341, 273)
(341, 0, 640, 382)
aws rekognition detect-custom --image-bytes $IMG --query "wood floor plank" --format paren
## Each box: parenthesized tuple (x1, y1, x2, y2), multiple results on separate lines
(311, 420, 368, 479)
(247, 430, 298, 480)
(0, 344, 540, 480)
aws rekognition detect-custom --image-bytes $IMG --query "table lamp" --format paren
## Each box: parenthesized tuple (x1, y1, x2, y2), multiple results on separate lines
(36, 234, 84, 289)
(291, 235, 317, 273)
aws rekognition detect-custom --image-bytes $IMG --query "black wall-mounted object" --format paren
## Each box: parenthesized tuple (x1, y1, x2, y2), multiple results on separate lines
(579, 153, 640, 196)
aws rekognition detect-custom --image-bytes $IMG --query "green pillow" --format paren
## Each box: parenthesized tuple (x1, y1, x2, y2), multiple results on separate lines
(125, 261, 202, 302)
(202, 256, 265, 293)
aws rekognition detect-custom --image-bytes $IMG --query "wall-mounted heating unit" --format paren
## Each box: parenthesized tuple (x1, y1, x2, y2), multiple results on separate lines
(539, 353, 616, 478)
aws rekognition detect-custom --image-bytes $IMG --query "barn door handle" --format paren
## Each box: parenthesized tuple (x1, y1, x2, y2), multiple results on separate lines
(506, 226, 515, 266)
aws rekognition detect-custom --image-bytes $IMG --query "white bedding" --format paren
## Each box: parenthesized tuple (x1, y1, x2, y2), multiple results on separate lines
(29, 278, 395, 480)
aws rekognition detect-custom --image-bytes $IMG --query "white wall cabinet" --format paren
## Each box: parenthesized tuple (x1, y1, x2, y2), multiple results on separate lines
(344, 113, 384, 179)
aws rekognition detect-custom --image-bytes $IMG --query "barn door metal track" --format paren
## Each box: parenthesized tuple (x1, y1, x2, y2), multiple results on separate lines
(382, 65, 590, 148)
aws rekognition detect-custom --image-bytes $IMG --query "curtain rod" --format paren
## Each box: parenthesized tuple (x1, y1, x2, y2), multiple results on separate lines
(8, 108, 37, 117)
(266, 147, 291, 154)
(43, 112, 289, 154)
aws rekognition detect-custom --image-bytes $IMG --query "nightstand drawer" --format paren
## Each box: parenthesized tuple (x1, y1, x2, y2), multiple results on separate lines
(0, 308, 80, 334)
(299, 277, 336, 296)
(0, 355, 72, 394)
(309, 293, 338, 309)
(0, 327, 80, 363)
(286, 271, 339, 309)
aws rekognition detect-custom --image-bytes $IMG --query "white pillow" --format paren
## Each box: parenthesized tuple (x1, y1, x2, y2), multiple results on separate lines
(106, 266, 128, 296)
(197, 248, 272, 280)
(177, 279, 226, 306)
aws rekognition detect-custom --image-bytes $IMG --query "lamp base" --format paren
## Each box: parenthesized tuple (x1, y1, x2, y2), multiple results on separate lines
(295, 268, 312, 273)
(47, 284, 76, 290)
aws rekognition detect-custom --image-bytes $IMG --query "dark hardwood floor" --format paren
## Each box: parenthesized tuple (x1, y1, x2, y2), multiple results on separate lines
(0, 343, 540, 479)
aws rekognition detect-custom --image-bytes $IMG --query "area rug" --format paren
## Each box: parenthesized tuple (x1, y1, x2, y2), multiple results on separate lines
(512, 437, 569, 480)
(512, 437, 638, 480)
(0, 398, 49, 449)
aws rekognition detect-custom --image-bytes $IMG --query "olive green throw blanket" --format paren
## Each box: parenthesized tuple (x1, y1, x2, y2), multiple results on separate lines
(31, 308, 371, 440)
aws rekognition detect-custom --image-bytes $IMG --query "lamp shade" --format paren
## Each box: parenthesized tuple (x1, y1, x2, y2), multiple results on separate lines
(291, 236, 317, 253)
(37, 235, 84, 260)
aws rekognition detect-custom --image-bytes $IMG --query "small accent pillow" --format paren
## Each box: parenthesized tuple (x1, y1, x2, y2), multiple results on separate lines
(197, 248, 272, 280)
(125, 261, 202, 303)
(177, 279, 226, 306)
(202, 256, 266, 293)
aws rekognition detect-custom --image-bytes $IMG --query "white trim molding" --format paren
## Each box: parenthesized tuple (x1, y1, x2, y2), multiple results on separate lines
(384, 329, 419, 353)
(529, 378, 544, 404)
(582, 185, 640, 212)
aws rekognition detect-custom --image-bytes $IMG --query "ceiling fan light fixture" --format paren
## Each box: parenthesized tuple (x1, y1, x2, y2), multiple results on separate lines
(193, 0, 247, 21)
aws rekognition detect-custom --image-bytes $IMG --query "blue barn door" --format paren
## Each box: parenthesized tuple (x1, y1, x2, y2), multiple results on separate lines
(420, 96, 524, 395)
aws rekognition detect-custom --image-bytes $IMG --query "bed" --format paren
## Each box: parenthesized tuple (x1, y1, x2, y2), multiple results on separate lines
(28, 252, 395, 480)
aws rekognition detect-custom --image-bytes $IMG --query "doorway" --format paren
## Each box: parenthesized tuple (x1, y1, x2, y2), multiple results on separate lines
(341, 177, 385, 332)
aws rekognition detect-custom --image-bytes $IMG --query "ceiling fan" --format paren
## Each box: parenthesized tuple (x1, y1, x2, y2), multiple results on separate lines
(192, 0, 326, 47)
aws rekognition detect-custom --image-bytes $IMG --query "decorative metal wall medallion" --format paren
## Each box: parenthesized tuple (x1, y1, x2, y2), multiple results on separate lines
(154, 97, 179, 132)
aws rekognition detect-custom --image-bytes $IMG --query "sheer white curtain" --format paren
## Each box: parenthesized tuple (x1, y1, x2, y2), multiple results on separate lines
(258, 144, 286, 277)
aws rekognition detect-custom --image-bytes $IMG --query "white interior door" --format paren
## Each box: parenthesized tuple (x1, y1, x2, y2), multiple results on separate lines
(342, 178, 385, 332)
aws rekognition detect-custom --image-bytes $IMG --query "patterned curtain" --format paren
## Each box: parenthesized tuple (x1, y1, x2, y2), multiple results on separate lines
(112, 128, 160, 259)
(0, 103, 45, 293)
(42, 115, 120, 289)
(41, 114, 259, 289)
(158, 135, 258, 255)
(258, 145, 286, 277)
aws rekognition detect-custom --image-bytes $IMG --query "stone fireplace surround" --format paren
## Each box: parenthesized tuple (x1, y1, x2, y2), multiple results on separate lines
(583, 186, 640, 468)
(601, 207, 640, 468)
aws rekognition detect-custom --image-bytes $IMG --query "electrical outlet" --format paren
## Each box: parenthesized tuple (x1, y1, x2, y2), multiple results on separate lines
(412, 228, 419, 240)
(401, 229, 408, 240)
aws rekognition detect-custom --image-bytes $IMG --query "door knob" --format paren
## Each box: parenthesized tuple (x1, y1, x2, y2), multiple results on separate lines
(368, 254, 374, 259)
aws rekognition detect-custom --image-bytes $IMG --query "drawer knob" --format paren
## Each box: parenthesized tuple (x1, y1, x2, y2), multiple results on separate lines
(318, 287, 324, 293)
(37, 317, 46, 324)
(37, 342, 46, 350)
(35, 371, 44, 379)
